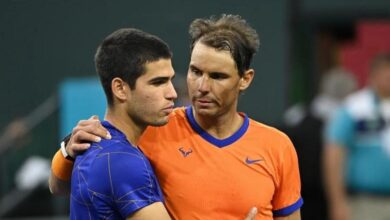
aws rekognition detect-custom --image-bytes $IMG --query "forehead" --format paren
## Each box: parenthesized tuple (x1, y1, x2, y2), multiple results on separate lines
(141, 58, 175, 79)
(190, 42, 237, 73)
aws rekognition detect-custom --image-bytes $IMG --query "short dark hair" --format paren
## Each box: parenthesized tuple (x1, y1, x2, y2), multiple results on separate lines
(189, 14, 260, 76)
(95, 28, 172, 106)
(370, 52, 390, 73)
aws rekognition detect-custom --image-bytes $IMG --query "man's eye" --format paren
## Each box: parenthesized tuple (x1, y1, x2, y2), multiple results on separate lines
(192, 69, 202, 75)
(151, 79, 167, 85)
(210, 73, 226, 80)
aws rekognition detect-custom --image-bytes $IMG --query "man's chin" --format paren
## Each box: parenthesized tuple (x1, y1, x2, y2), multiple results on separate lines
(149, 118, 169, 127)
(193, 107, 216, 117)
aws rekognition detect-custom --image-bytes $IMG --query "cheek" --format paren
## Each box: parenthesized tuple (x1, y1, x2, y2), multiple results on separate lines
(135, 92, 157, 108)
(221, 84, 241, 103)
(143, 94, 160, 105)
(218, 81, 240, 95)
(186, 80, 197, 94)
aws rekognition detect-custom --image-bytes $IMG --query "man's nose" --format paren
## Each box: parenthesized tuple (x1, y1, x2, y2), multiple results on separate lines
(198, 75, 211, 93)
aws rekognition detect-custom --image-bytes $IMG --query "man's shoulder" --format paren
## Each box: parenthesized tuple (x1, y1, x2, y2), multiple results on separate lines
(343, 88, 377, 120)
(77, 137, 146, 175)
(245, 118, 295, 155)
(247, 118, 290, 141)
(94, 137, 134, 152)
(71, 137, 161, 219)
(168, 106, 187, 121)
(75, 140, 151, 191)
(93, 139, 145, 163)
(144, 106, 188, 134)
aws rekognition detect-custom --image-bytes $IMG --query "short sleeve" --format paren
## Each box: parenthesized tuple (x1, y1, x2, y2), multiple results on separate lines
(272, 136, 303, 217)
(87, 150, 163, 218)
(325, 107, 354, 148)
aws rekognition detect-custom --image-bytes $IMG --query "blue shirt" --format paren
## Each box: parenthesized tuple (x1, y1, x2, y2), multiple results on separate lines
(70, 121, 164, 219)
(326, 89, 390, 193)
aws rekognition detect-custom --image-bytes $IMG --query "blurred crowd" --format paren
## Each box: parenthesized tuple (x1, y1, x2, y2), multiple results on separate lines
(283, 52, 390, 220)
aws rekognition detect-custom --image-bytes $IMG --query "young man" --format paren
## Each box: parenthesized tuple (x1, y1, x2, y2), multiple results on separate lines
(56, 28, 177, 219)
(50, 15, 302, 219)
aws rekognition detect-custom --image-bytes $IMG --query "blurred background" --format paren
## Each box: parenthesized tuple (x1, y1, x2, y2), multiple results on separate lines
(0, 0, 390, 219)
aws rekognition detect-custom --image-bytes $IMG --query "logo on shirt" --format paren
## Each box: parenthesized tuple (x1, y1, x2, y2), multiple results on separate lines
(245, 157, 263, 164)
(179, 147, 193, 157)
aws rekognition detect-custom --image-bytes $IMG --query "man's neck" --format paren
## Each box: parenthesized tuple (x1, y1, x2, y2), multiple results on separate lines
(104, 108, 146, 147)
(193, 108, 244, 139)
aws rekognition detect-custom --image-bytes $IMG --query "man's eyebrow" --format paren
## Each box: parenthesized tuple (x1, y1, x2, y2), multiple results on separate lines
(189, 65, 227, 76)
(148, 75, 174, 83)
(149, 76, 169, 82)
(189, 64, 200, 70)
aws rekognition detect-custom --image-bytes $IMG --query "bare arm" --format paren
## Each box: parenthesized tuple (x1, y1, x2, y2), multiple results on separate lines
(48, 115, 110, 195)
(48, 149, 74, 195)
(127, 202, 171, 220)
(48, 170, 71, 195)
(274, 209, 301, 220)
(323, 143, 350, 220)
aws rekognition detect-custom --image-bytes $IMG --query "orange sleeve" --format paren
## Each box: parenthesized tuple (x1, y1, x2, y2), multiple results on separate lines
(272, 136, 303, 213)
(51, 150, 74, 181)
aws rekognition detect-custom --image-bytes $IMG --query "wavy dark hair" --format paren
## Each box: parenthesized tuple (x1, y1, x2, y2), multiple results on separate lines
(189, 14, 260, 76)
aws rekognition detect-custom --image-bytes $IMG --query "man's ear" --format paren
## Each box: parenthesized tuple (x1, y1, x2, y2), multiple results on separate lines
(239, 69, 255, 91)
(111, 77, 129, 102)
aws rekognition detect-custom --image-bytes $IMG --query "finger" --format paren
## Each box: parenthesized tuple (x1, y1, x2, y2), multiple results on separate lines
(77, 118, 100, 127)
(67, 143, 91, 158)
(71, 143, 91, 152)
(72, 119, 101, 132)
(244, 207, 257, 220)
(84, 121, 111, 139)
(72, 121, 110, 139)
(76, 115, 101, 127)
(73, 130, 103, 143)
(89, 115, 99, 120)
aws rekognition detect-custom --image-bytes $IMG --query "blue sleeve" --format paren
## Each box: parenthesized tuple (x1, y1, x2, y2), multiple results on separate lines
(273, 198, 304, 217)
(88, 150, 163, 218)
(325, 107, 354, 148)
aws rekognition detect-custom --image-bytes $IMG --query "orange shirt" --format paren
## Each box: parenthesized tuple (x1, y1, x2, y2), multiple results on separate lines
(140, 107, 302, 220)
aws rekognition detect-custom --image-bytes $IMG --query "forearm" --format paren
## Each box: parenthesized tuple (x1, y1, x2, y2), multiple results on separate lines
(48, 171, 71, 195)
(48, 116, 109, 194)
(323, 143, 348, 204)
(48, 149, 74, 195)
